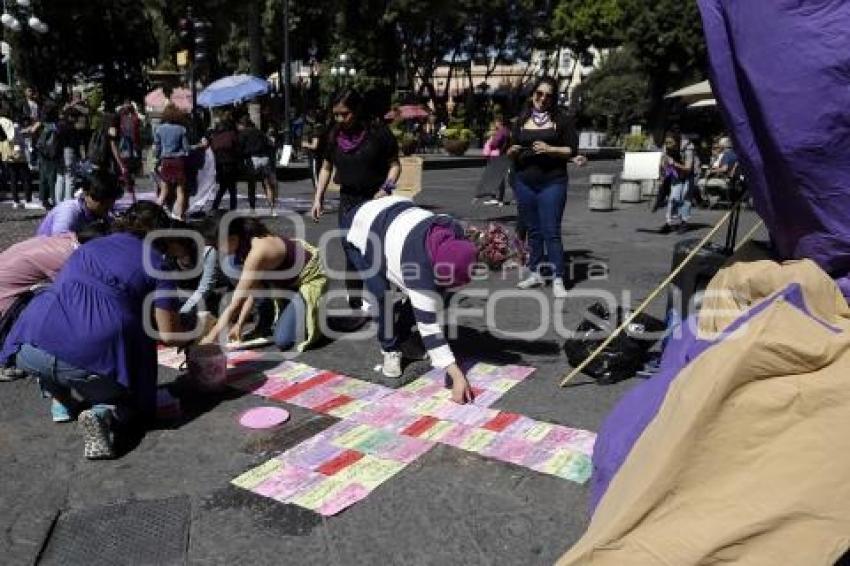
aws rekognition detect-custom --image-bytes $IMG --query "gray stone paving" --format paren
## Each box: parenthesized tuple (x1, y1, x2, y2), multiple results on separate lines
(0, 162, 762, 565)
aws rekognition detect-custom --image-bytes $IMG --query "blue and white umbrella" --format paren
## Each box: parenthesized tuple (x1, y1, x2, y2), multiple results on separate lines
(197, 74, 271, 108)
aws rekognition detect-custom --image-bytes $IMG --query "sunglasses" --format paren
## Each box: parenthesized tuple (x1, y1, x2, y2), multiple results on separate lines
(534, 90, 553, 100)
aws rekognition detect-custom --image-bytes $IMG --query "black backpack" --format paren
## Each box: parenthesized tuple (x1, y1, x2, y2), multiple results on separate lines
(563, 301, 666, 385)
(87, 125, 110, 167)
(36, 124, 59, 161)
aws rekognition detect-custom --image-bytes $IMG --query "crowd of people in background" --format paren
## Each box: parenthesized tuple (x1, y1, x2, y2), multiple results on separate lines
(0, 77, 740, 461)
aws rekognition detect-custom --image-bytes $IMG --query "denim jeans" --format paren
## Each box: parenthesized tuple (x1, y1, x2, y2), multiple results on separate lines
(55, 173, 76, 203)
(379, 296, 416, 353)
(15, 343, 130, 422)
(345, 244, 415, 353)
(272, 292, 307, 351)
(54, 148, 77, 203)
(513, 175, 568, 278)
(338, 193, 372, 308)
(666, 181, 692, 224)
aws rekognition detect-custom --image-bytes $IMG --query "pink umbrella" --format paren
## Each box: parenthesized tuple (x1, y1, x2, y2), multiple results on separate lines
(145, 87, 193, 113)
(385, 104, 430, 120)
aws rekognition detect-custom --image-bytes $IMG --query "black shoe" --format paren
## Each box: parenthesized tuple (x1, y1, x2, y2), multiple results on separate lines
(399, 333, 429, 361)
(658, 223, 673, 234)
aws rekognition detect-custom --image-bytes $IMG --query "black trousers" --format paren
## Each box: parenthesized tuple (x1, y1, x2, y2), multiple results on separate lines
(338, 191, 374, 308)
(5, 163, 32, 203)
(212, 163, 238, 210)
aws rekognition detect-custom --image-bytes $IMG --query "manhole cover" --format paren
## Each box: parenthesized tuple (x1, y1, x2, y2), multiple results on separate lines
(38, 496, 190, 566)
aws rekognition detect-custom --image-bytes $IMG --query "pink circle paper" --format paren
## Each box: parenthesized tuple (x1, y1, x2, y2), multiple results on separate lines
(238, 407, 290, 429)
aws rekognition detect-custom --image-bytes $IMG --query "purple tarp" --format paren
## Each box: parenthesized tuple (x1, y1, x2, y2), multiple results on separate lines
(589, 0, 850, 513)
(698, 0, 850, 294)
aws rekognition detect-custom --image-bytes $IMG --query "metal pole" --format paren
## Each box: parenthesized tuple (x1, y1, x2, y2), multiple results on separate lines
(282, 0, 291, 145)
(2, 0, 11, 86)
(188, 5, 198, 142)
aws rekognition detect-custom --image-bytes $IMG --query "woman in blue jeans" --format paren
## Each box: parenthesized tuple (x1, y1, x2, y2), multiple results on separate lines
(1, 200, 192, 459)
(508, 77, 578, 298)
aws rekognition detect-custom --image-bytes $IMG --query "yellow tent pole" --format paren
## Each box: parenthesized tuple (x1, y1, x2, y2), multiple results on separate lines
(734, 220, 765, 251)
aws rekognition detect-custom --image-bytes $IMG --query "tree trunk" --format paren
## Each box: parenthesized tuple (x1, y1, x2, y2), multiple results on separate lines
(646, 73, 670, 145)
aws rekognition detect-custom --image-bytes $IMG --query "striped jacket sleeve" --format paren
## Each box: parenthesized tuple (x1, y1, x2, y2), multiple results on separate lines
(407, 287, 455, 369)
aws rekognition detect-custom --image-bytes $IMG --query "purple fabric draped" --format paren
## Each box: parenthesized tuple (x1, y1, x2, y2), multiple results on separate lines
(697, 0, 850, 290)
(589, 283, 821, 511)
(589, 0, 850, 515)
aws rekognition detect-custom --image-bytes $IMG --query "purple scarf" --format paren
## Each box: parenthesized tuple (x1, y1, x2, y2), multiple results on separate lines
(531, 109, 551, 127)
(337, 129, 367, 153)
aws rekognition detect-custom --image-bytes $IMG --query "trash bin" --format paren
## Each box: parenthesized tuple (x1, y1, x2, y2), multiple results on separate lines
(640, 179, 658, 199)
(588, 174, 614, 211)
(619, 178, 643, 203)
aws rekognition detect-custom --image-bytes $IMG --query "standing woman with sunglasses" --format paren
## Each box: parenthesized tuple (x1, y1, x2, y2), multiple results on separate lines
(310, 90, 401, 309)
(508, 77, 578, 298)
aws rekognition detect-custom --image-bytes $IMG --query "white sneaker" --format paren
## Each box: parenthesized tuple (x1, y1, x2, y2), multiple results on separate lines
(552, 277, 569, 298)
(12, 201, 23, 209)
(483, 198, 500, 205)
(381, 351, 403, 378)
(24, 201, 44, 210)
(517, 272, 544, 289)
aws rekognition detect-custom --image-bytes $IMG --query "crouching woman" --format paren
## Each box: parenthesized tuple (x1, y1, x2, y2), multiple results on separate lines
(0, 201, 190, 459)
(201, 217, 327, 352)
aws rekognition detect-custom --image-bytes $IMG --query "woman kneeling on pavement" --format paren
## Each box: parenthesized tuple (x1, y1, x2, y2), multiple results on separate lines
(201, 217, 327, 352)
(0, 201, 192, 459)
(344, 196, 478, 404)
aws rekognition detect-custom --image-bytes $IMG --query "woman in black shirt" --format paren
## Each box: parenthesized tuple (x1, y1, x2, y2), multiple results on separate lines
(508, 77, 578, 298)
(311, 89, 401, 308)
(209, 113, 242, 211)
(237, 115, 277, 216)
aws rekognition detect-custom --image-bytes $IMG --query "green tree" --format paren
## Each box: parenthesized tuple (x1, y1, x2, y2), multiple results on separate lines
(11, 0, 157, 102)
(551, 0, 624, 54)
(550, 0, 706, 139)
(618, 0, 706, 141)
(386, 0, 466, 116)
(574, 48, 648, 137)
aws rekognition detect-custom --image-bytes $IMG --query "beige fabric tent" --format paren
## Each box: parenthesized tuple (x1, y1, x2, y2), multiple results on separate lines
(558, 256, 850, 565)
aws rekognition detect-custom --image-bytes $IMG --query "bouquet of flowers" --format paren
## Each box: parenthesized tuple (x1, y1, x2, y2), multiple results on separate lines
(465, 222, 528, 270)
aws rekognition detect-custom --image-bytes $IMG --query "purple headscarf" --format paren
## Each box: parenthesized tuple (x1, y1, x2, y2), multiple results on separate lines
(426, 223, 477, 288)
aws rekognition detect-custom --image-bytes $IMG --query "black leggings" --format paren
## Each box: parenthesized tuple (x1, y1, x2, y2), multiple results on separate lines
(338, 191, 373, 308)
(212, 164, 238, 210)
(5, 163, 32, 203)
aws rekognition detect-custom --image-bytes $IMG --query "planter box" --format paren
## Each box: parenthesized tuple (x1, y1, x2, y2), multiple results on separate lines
(443, 139, 470, 156)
